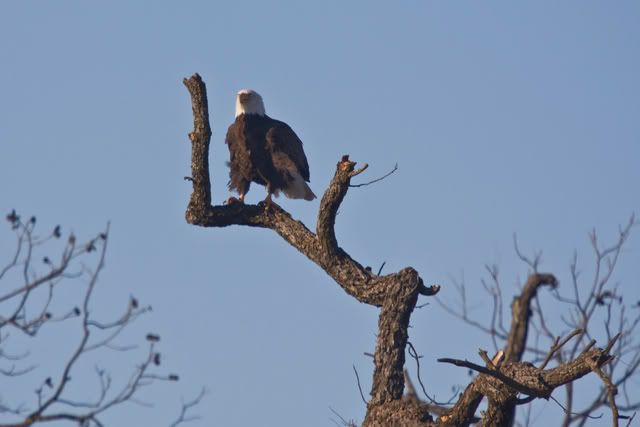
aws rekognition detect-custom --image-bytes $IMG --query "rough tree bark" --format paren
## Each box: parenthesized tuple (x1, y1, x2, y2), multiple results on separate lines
(183, 73, 625, 426)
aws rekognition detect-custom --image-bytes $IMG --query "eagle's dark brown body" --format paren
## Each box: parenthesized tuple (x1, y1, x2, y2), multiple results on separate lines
(225, 113, 314, 201)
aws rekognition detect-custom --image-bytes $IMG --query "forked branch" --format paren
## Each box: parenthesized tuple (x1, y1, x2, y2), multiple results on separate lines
(182, 73, 631, 427)
(183, 74, 440, 425)
(0, 215, 196, 427)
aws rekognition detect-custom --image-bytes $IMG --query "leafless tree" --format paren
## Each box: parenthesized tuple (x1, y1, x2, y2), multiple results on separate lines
(0, 211, 202, 427)
(436, 218, 639, 426)
(183, 73, 637, 426)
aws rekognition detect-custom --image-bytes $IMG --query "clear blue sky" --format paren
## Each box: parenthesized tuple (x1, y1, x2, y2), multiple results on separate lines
(1, 2, 639, 426)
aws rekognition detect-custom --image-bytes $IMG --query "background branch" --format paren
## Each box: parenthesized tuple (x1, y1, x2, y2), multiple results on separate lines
(0, 212, 199, 427)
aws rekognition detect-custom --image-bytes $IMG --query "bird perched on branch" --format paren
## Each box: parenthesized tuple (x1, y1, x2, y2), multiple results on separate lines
(225, 89, 316, 205)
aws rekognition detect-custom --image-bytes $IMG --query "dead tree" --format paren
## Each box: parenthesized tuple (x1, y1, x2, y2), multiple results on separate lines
(0, 212, 202, 427)
(183, 73, 633, 426)
(437, 218, 639, 426)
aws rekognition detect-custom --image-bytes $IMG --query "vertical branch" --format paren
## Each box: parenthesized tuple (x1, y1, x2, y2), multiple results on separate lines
(498, 273, 557, 426)
(316, 156, 367, 258)
(369, 269, 421, 405)
(504, 273, 558, 362)
(182, 75, 443, 426)
(183, 74, 212, 215)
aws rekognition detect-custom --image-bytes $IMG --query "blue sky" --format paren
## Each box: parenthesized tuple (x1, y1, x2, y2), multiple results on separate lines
(1, 2, 639, 426)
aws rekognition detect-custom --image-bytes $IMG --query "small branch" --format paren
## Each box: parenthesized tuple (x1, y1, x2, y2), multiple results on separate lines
(349, 163, 369, 178)
(513, 233, 542, 272)
(169, 388, 207, 427)
(625, 412, 636, 427)
(420, 284, 441, 296)
(590, 364, 620, 427)
(435, 273, 510, 345)
(377, 261, 386, 276)
(539, 328, 585, 369)
(352, 365, 367, 405)
(329, 407, 356, 427)
(406, 342, 436, 404)
(437, 357, 540, 396)
(439, 336, 619, 402)
(349, 163, 397, 188)
(549, 394, 604, 421)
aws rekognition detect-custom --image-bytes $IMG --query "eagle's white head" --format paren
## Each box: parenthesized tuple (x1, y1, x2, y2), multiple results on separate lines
(235, 89, 266, 117)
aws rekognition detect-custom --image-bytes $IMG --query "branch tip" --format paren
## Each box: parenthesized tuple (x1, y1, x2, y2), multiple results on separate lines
(420, 284, 441, 296)
(350, 163, 369, 178)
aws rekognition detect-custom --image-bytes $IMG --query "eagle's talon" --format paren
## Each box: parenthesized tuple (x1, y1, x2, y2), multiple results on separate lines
(226, 197, 243, 206)
(262, 194, 274, 211)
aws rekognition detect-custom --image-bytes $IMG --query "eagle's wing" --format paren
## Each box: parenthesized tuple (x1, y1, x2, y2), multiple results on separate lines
(266, 121, 311, 182)
(225, 119, 255, 191)
(225, 124, 242, 167)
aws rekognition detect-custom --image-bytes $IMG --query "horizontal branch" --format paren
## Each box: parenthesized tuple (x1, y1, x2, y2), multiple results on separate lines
(438, 335, 619, 425)
(182, 77, 436, 307)
(183, 74, 442, 424)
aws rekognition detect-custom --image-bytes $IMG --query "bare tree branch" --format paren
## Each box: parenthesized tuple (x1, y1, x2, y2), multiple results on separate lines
(349, 163, 398, 188)
(182, 73, 638, 427)
(0, 214, 198, 427)
(183, 73, 445, 426)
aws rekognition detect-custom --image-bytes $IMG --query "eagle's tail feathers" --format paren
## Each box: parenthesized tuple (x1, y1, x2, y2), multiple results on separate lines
(284, 172, 316, 201)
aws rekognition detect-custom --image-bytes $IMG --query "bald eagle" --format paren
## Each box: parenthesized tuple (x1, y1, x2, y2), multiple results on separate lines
(225, 89, 316, 204)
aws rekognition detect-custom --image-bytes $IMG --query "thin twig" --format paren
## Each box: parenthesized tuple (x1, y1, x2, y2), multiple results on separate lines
(169, 388, 207, 427)
(377, 261, 386, 276)
(549, 394, 603, 420)
(329, 407, 354, 427)
(625, 412, 636, 427)
(513, 233, 542, 272)
(539, 329, 585, 369)
(407, 342, 436, 404)
(349, 163, 397, 188)
(352, 365, 367, 405)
